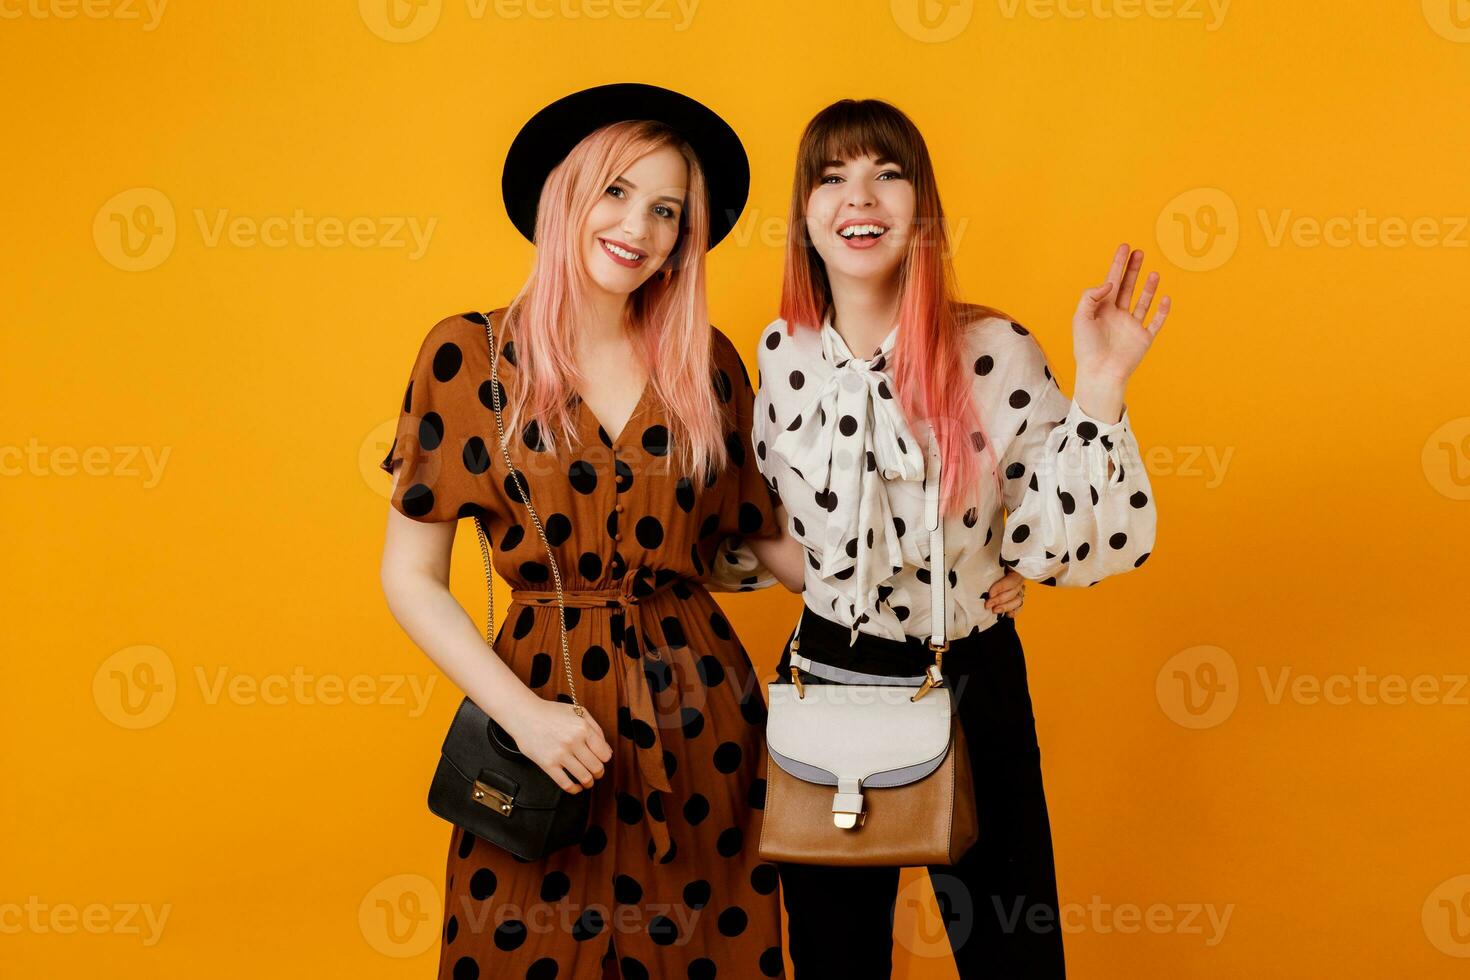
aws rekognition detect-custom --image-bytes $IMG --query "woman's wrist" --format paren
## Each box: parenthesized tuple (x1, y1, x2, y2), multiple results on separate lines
(1073, 373, 1127, 425)
(485, 683, 546, 739)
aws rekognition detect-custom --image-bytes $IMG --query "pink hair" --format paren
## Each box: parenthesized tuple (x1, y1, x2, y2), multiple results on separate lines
(503, 119, 726, 480)
(779, 99, 1009, 514)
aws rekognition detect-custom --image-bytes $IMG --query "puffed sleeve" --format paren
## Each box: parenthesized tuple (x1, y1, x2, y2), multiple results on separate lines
(379, 313, 493, 523)
(995, 330, 1157, 586)
(750, 371, 783, 503)
(706, 329, 780, 592)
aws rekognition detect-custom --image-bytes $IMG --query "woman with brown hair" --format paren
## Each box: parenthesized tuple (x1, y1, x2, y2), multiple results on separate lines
(748, 98, 1171, 978)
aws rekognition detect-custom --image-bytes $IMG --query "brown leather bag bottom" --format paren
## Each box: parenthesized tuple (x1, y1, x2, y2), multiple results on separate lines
(758, 713, 979, 866)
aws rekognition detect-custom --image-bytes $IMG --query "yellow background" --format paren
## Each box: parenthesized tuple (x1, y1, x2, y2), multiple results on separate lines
(4, 0, 1470, 976)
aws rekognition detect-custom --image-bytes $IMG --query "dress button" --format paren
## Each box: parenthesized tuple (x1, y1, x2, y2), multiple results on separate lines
(647, 649, 662, 661)
(614, 533, 623, 542)
(615, 503, 625, 513)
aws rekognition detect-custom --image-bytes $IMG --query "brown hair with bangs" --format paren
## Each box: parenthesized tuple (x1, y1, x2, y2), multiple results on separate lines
(779, 98, 1010, 512)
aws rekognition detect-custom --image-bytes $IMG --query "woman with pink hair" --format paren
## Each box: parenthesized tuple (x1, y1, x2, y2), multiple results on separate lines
(748, 98, 1172, 978)
(378, 85, 784, 980)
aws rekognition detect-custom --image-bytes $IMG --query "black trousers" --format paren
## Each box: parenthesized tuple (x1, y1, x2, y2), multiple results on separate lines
(774, 607, 1067, 979)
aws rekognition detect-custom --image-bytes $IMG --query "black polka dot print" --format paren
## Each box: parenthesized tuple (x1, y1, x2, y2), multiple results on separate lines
(750, 309, 1157, 643)
(381, 311, 785, 978)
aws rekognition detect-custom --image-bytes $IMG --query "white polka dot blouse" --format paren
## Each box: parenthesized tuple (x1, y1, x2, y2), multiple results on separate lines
(751, 311, 1158, 646)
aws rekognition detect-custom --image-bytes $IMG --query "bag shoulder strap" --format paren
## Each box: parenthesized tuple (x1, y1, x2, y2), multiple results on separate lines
(470, 310, 583, 714)
(923, 429, 947, 648)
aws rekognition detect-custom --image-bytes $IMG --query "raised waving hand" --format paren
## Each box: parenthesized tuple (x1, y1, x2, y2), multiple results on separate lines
(1072, 242, 1172, 385)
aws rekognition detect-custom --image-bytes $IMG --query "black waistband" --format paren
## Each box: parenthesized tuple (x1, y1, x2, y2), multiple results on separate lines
(793, 604, 1016, 677)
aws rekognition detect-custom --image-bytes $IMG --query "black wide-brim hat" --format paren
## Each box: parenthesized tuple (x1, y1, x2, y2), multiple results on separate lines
(502, 82, 750, 250)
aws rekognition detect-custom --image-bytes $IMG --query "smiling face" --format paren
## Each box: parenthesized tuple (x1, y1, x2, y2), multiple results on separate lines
(581, 143, 689, 298)
(804, 152, 916, 289)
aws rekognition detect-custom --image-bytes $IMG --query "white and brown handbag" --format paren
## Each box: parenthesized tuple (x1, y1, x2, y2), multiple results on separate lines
(758, 435, 980, 867)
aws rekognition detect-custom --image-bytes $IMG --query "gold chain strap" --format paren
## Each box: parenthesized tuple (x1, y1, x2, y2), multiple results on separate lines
(473, 311, 582, 715)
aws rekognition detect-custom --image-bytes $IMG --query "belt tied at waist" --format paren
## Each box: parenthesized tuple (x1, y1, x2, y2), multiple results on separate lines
(511, 567, 689, 862)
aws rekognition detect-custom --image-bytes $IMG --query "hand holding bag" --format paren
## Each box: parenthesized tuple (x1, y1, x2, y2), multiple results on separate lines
(757, 433, 979, 866)
(424, 310, 592, 860)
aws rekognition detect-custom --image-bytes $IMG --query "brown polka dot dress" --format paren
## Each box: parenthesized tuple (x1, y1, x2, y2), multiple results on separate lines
(380, 309, 786, 980)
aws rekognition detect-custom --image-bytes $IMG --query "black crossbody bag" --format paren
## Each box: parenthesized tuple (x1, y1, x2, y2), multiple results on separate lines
(425, 310, 591, 860)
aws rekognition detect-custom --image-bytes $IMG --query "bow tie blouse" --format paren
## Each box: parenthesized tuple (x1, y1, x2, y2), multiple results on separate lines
(751, 312, 1158, 645)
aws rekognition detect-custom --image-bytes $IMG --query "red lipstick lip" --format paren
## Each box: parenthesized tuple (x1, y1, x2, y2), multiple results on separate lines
(598, 237, 647, 268)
